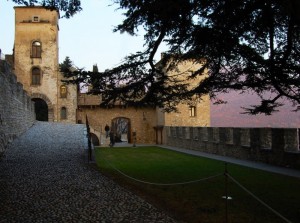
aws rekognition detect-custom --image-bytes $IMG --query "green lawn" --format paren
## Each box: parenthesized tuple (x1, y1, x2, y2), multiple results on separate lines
(95, 146, 300, 223)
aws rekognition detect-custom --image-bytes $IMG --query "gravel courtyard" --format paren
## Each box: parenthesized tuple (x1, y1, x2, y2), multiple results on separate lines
(0, 122, 176, 222)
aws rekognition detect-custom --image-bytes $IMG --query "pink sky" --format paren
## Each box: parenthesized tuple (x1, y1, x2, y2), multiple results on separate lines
(210, 91, 299, 128)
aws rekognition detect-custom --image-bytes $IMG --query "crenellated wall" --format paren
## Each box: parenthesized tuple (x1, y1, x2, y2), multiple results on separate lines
(165, 126, 300, 169)
(0, 60, 35, 154)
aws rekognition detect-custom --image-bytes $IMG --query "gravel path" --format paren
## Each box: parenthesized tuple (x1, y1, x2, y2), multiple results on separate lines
(0, 122, 176, 223)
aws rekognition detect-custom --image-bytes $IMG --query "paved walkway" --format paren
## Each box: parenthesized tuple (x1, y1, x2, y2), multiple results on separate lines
(0, 122, 176, 223)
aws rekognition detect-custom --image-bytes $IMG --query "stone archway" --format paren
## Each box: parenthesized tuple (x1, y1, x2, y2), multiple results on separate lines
(32, 98, 48, 121)
(31, 93, 54, 122)
(111, 117, 131, 143)
(90, 133, 100, 146)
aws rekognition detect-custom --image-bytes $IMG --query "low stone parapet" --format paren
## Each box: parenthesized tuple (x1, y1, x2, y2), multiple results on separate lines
(165, 126, 300, 169)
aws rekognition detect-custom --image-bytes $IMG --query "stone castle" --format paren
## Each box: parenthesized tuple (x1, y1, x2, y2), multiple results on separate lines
(5, 6, 210, 145)
(1, 6, 299, 168)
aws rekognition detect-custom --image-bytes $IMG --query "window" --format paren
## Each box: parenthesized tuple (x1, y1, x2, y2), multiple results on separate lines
(60, 85, 67, 98)
(189, 106, 196, 117)
(32, 67, 41, 85)
(32, 16, 40, 22)
(32, 41, 41, 58)
(61, 107, 67, 119)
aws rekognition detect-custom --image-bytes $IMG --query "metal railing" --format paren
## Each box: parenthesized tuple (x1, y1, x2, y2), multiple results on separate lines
(86, 115, 92, 162)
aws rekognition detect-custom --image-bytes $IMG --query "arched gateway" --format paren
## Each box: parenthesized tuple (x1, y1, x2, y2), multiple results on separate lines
(90, 133, 100, 146)
(111, 117, 131, 143)
(31, 93, 54, 122)
(32, 98, 48, 121)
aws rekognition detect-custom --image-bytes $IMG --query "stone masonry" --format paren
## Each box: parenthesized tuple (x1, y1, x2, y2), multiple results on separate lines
(0, 60, 35, 154)
(13, 6, 77, 123)
(166, 126, 300, 169)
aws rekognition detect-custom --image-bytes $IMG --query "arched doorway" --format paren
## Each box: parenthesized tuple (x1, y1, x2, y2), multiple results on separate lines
(31, 93, 54, 121)
(90, 133, 100, 146)
(111, 117, 131, 143)
(32, 98, 48, 121)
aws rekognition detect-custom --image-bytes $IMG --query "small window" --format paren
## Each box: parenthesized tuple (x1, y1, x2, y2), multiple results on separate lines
(61, 107, 67, 119)
(32, 67, 41, 85)
(32, 16, 39, 22)
(32, 41, 41, 58)
(60, 85, 67, 98)
(189, 106, 196, 117)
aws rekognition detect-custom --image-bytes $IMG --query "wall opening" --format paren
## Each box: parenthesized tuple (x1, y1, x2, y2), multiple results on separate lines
(111, 117, 131, 143)
(90, 133, 100, 146)
(32, 98, 48, 121)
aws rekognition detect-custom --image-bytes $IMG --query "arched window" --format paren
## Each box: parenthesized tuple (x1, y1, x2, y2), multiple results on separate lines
(32, 67, 41, 85)
(32, 41, 41, 58)
(60, 85, 67, 98)
(61, 107, 67, 119)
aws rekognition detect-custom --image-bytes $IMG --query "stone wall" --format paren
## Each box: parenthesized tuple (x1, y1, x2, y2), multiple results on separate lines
(13, 7, 78, 123)
(0, 60, 35, 153)
(77, 105, 159, 144)
(165, 126, 300, 169)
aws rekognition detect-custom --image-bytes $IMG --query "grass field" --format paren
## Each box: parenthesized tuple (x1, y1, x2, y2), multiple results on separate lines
(95, 146, 300, 223)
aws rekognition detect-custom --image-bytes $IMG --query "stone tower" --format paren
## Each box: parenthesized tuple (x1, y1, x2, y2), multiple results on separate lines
(13, 6, 77, 123)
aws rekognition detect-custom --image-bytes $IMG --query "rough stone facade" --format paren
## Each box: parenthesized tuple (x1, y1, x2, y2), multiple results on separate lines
(77, 103, 158, 144)
(0, 60, 35, 153)
(78, 59, 211, 145)
(13, 6, 77, 123)
(163, 59, 210, 127)
(164, 96, 210, 127)
(5, 6, 210, 146)
(165, 126, 300, 169)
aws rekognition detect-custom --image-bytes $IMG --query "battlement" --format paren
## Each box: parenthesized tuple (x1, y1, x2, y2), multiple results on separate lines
(166, 126, 300, 169)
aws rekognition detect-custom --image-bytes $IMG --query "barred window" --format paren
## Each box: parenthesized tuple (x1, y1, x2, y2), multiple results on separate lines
(189, 106, 196, 117)
(32, 67, 41, 85)
(61, 107, 67, 119)
(32, 41, 41, 58)
(32, 16, 39, 22)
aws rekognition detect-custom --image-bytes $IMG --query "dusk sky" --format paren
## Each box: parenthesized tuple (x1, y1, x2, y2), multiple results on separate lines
(0, 0, 166, 71)
(0, 1, 299, 127)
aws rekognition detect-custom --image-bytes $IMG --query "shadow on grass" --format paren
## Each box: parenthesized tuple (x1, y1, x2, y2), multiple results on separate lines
(94, 146, 300, 223)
